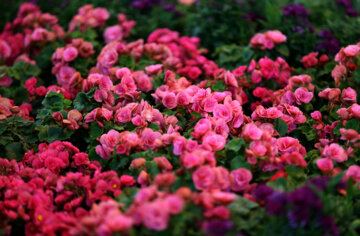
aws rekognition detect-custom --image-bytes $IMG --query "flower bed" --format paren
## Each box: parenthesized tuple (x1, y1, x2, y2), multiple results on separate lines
(0, 1, 360, 235)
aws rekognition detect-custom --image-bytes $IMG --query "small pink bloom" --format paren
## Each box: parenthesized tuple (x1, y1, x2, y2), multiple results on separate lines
(345, 165, 360, 182)
(63, 46, 78, 62)
(294, 87, 313, 104)
(316, 158, 334, 172)
(203, 133, 226, 151)
(162, 92, 177, 109)
(192, 165, 215, 191)
(230, 168, 252, 192)
(213, 104, 233, 123)
(242, 123, 263, 141)
(341, 87, 357, 103)
(104, 25, 123, 43)
(343, 45, 360, 57)
(322, 143, 347, 162)
(265, 30, 287, 43)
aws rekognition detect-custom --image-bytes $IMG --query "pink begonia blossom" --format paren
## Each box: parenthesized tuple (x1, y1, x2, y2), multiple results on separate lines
(230, 168, 252, 192)
(322, 143, 348, 162)
(341, 87, 357, 103)
(345, 165, 360, 182)
(213, 104, 233, 123)
(63, 46, 78, 62)
(343, 45, 360, 57)
(162, 92, 177, 109)
(316, 158, 334, 172)
(104, 25, 123, 43)
(250, 30, 286, 50)
(294, 87, 313, 104)
(192, 165, 216, 191)
(242, 123, 263, 141)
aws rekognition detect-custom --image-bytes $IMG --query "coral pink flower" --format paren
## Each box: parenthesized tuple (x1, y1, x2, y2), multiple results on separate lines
(63, 46, 78, 62)
(265, 30, 287, 43)
(343, 45, 360, 57)
(341, 87, 357, 103)
(203, 133, 226, 151)
(300, 52, 318, 68)
(345, 165, 360, 182)
(322, 143, 348, 162)
(294, 87, 313, 104)
(192, 165, 216, 191)
(213, 104, 233, 123)
(142, 201, 169, 231)
(242, 123, 263, 141)
(104, 25, 123, 43)
(162, 92, 177, 109)
(230, 168, 252, 192)
(316, 158, 334, 172)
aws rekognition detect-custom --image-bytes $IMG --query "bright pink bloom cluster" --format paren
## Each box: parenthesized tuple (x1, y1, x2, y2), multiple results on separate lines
(250, 30, 287, 50)
(68, 4, 110, 32)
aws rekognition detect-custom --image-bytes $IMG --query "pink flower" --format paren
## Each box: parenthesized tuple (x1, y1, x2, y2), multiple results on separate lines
(165, 195, 184, 214)
(224, 71, 238, 88)
(0, 40, 11, 60)
(142, 201, 169, 231)
(213, 104, 233, 123)
(162, 92, 177, 109)
(230, 168, 252, 192)
(63, 46, 78, 62)
(316, 158, 334, 172)
(104, 25, 123, 43)
(145, 64, 163, 76)
(133, 71, 153, 92)
(182, 152, 203, 169)
(203, 133, 226, 151)
(265, 30, 286, 43)
(343, 45, 360, 57)
(341, 87, 357, 103)
(176, 91, 190, 106)
(300, 52, 318, 68)
(101, 130, 120, 149)
(192, 165, 216, 191)
(322, 143, 347, 162)
(194, 118, 212, 137)
(294, 87, 313, 104)
(242, 123, 263, 141)
(202, 97, 218, 112)
(187, 66, 202, 80)
(311, 111, 322, 120)
(345, 165, 360, 182)
(173, 136, 187, 155)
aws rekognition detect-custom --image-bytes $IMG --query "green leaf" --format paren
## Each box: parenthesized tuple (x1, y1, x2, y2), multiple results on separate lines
(212, 80, 226, 91)
(274, 118, 288, 136)
(74, 92, 93, 112)
(145, 160, 160, 179)
(264, 0, 282, 26)
(228, 197, 259, 215)
(345, 119, 360, 132)
(230, 156, 251, 170)
(148, 123, 160, 131)
(226, 138, 245, 152)
(90, 123, 103, 139)
(42, 92, 71, 111)
(5, 142, 24, 161)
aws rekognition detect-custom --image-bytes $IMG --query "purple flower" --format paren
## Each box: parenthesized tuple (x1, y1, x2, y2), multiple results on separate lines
(266, 191, 288, 215)
(203, 220, 233, 236)
(318, 216, 340, 236)
(253, 184, 274, 202)
(283, 4, 310, 17)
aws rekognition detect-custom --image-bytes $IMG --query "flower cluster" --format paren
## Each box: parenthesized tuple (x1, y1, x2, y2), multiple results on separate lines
(0, 2, 360, 235)
(249, 30, 287, 50)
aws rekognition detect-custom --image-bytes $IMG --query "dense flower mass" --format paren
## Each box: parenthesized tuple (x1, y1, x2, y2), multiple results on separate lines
(0, 1, 360, 235)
